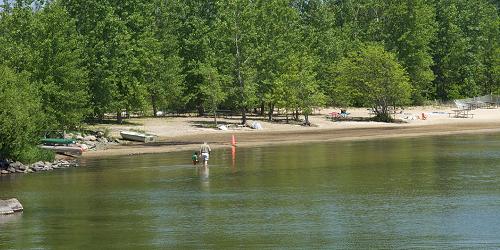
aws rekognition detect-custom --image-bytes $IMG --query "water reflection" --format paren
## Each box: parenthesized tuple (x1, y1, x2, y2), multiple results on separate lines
(231, 146, 236, 172)
(1, 133, 500, 248)
(198, 165, 210, 185)
(0, 212, 22, 226)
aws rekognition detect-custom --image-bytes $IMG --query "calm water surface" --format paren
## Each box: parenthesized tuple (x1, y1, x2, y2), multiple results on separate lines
(1, 134, 500, 249)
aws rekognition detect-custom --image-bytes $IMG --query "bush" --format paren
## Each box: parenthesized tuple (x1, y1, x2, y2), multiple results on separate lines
(331, 44, 412, 122)
(0, 65, 46, 162)
(372, 113, 394, 123)
(17, 146, 55, 164)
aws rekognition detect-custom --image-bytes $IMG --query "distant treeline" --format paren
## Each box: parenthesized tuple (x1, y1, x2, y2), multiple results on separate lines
(0, 0, 499, 130)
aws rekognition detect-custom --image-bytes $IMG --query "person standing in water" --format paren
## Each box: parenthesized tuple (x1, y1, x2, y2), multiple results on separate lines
(200, 142, 211, 166)
(192, 152, 199, 165)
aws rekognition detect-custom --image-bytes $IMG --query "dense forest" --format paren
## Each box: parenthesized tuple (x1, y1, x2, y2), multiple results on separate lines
(0, 0, 499, 161)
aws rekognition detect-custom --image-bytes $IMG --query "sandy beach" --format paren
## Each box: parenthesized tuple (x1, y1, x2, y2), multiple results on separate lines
(83, 106, 500, 158)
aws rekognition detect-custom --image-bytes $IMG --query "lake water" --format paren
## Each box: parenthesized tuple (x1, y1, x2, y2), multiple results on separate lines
(1, 134, 500, 249)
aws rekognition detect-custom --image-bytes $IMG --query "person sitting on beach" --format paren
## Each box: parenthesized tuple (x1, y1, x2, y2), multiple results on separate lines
(340, 109, 350, 118)
(192, 152, 199, 165)
(200, 142, 211, 166)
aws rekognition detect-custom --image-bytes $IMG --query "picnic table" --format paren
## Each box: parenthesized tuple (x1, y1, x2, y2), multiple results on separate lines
(465, 100, 488, 110)
(449, 109, 474, 118)
(484, 101, 498, 109)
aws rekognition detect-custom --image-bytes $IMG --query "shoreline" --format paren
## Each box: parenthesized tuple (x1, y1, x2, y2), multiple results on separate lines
(82, 122, 500, 159)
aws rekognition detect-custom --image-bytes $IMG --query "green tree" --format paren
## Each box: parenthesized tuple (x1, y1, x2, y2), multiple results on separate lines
(148, 0, 185, 116)
(213, 0, 258, 124)
(31, 2, 89, 129)
(293, 0, 353, 105)
(176, 1, 217, 115)
(432, 0, 499, 100)
(62, 0, 151, 122)
(0, 65, 52, 162)
(252, 0, 303, 121)
(382, 0, 437, 103)
(278, 52, 325, 124)
(0, 1, 37, 73)
(332, 44, 412, 122)
(493, 47, 500, 94)
(197, 63, 228, 126)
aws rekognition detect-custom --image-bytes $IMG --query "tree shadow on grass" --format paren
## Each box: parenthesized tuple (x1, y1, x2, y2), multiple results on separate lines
(188, 120, 239, 129)
(85, 119, 142, 126)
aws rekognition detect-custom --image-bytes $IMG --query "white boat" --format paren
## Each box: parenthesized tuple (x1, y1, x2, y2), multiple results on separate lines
(120, 131, 158, 143)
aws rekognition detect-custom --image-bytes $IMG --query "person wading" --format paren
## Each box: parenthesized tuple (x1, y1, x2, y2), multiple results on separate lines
(200, 142, 211, 166)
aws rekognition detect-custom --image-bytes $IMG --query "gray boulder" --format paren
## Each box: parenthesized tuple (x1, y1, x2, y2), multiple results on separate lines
(7, 167, 16, 173)
(31, 165, 44, 172)
(83, 135, 97, 141)
(10, 161, 22, 169)
(2, 198, 23, 212)
(0, 201, 14, 215)
(97, 137, 108, 143)
(1, 170, 9, 174)
(0, 198, 23, 215)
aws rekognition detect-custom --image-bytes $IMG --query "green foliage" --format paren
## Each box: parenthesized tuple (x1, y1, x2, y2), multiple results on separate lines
(197, 63, 228, 125)
(0, 65, 45, 161)
(432, 0, 500, 100)
(17, 146, 55, 164)
(212, 0, 258, 124)
(32, 2, 89, 129)
(332, 44, 412, 122)
(253, 0, 303, 120)
(0, 0, 499, 161)
(382, 0, 437, 103)
(278, 52, 325, 123)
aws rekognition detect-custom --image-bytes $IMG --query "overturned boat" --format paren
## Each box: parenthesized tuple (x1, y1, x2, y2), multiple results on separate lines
(120, 131, 158, 143)
(39, 145, 83, 156)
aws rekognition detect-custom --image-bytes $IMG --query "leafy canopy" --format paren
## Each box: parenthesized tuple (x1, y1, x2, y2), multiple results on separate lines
(332, 44, 412, 121)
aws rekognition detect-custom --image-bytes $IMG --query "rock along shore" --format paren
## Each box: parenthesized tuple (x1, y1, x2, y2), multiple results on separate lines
(0, 159, 79, 175)
(0, 198, 23, 215)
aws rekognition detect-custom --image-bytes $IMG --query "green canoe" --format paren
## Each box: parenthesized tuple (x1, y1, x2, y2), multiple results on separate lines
(41, 138, 76, 145)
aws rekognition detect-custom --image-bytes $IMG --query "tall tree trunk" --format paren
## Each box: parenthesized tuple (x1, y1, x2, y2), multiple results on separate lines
(268, 103, 274, 121)
(260, 101, 265, 116)
(213, 101, 217, 126)
(151, 95, 158, 117)
(234, 13, 246, 125)
(98, 112, 104, 122)
(116, 111, 123, 124)
(197, 105, 204, 117)
(241, 108, 247, 125)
